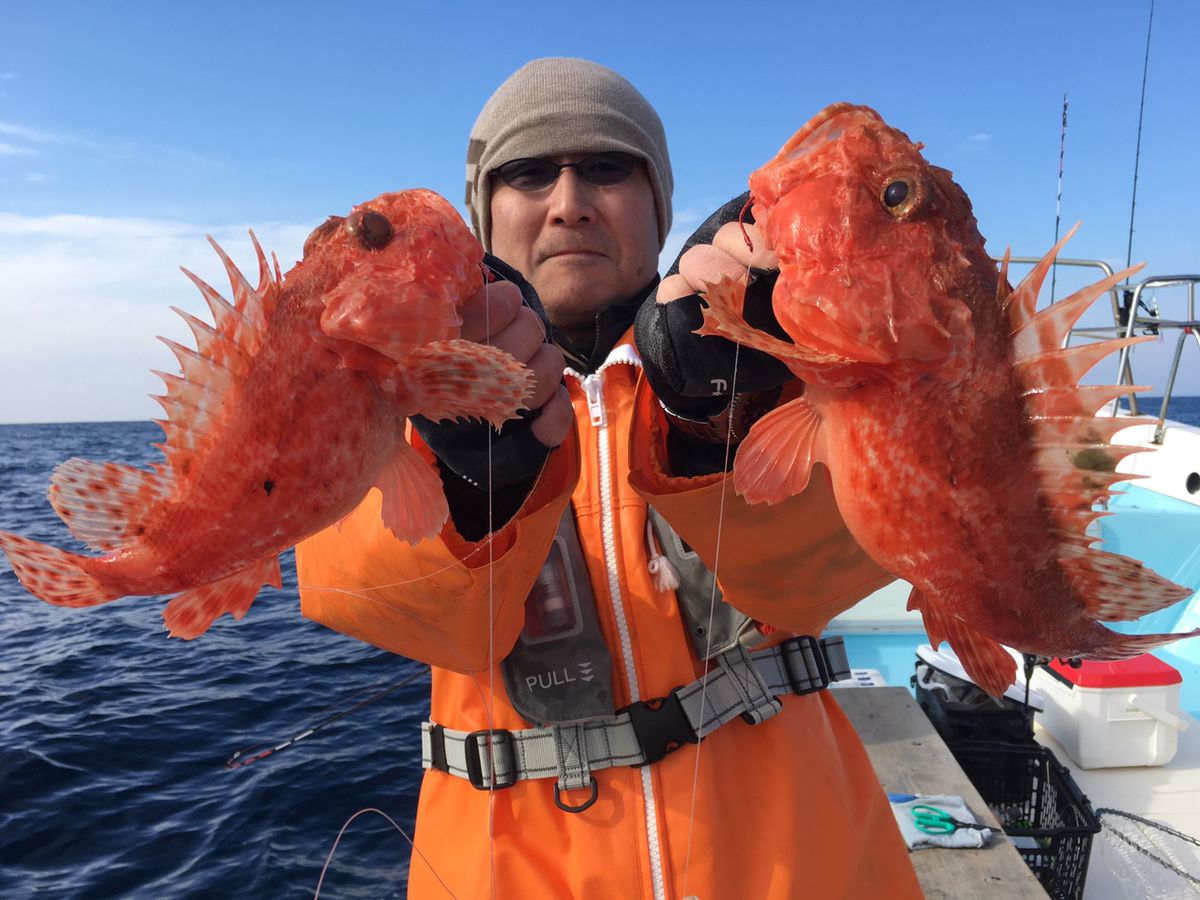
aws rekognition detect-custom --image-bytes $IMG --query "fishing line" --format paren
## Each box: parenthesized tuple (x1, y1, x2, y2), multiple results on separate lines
(483, 264, 499, 900)
(313, 807, 458, 900)
(291, 575, 508, 895)
(1125, 0, 1155, 274)
(681, 249, 753, 898)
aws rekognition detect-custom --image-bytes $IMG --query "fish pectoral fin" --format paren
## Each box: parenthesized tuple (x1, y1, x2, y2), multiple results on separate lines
(732, 396, 823, 504)
(162, 555, 282, 640)
(696, 275, 850, 367)
(374, 441, 450, 544)
(405, 340, 535, 430)
(912, 589, 1017, 700)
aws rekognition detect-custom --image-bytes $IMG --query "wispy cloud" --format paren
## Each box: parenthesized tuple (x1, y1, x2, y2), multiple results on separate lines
(0, 121, 69, 144)
(0, 213, 309, 423)
(0, 121, 71, 160)
(960, 133, 992, 153)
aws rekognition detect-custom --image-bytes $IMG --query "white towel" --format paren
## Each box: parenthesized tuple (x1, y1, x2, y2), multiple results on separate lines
(890, 794, 994, 850)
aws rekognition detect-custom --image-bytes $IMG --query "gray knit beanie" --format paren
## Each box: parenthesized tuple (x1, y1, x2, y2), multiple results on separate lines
(466, 58, 673, 252)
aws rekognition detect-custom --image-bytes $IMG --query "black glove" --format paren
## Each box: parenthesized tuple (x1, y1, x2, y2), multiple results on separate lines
(634, 192, 793, 422)
(411, 254, 557, 539)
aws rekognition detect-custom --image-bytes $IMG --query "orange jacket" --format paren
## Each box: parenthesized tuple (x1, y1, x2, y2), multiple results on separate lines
(296, 337, 921, 899)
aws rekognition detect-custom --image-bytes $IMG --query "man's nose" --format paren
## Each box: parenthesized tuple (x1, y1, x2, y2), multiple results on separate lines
(547, 168, 595, 225)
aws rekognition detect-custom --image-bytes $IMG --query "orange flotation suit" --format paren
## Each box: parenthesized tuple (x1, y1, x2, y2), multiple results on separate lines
(296, 335, 922, 899)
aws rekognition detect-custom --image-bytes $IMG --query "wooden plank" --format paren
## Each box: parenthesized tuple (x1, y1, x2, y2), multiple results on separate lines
(834, 687, 1049, 900)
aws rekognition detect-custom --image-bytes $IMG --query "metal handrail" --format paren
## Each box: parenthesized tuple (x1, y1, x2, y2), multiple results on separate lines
(1113, 275, 1200, 443)
(995, 257, 1138, 410)
(995, 259, 1200, 431)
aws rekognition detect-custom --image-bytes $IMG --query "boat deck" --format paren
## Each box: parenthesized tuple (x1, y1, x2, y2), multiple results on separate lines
(836, 686, 1049, 899)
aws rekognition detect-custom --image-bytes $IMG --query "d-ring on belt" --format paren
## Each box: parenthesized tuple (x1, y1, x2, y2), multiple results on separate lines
(421, 635, 848, 813)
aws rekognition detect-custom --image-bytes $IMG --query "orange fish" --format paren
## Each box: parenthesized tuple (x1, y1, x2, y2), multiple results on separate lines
(0, 189, 533, 639)
(700, 104, 1198, 697)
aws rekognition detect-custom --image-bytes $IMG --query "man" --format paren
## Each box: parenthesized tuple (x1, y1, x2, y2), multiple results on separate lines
(297, 58, 921, 899)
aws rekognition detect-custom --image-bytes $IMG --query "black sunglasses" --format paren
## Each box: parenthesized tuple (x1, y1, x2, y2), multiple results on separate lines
(493, 151, 639, 192)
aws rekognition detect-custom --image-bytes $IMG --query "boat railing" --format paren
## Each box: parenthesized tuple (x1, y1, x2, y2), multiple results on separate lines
(1114, 275, 1200, 442)
(1000, 257, 1200, 441)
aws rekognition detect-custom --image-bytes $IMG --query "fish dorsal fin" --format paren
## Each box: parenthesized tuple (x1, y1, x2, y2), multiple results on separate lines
(49, 459, 175, 550)
(1009, 242, 1194, 621)
(248, 230, 280, 319)
(1012, 265, 1144, 359)
(995, 248, 1012, 306)
(1005, 224, 1078, 328)
(154, 238, 276, 477)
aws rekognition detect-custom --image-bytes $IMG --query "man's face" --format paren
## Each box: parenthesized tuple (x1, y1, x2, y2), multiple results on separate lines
(489, 155, 660, 345)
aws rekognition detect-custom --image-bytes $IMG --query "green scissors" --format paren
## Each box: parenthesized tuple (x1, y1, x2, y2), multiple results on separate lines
(911, 804, 986, 835)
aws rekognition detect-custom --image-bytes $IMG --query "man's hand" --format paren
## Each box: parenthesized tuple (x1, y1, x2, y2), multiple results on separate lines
(635, 193, 793, 427)
(412, 256, 570, 500)
(457, 278, 571, 448)
(657, 220, 778, 304)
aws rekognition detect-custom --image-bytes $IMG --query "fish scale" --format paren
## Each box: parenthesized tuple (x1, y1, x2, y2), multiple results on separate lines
(698, 103, 1199, 697)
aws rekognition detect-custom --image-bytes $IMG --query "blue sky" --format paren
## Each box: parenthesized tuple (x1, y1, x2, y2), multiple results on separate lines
(1, 0, 1197, 423)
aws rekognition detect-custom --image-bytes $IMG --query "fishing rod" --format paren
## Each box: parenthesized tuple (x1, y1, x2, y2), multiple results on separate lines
(1125, 0, 1155, 275)
(1050, 92, 1068, 304)
(225, 666, 431, 770)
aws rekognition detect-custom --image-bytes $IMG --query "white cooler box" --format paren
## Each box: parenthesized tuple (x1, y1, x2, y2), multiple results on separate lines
(1030, 654, 1189, 768)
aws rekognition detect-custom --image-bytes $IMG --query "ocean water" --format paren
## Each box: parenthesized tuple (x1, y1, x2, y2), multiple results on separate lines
(4, 398, 1200, 898)
(0, 422, 430, 899)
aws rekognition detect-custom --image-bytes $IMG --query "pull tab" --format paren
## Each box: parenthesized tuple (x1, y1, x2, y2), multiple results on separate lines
(581, 375, 606, 427)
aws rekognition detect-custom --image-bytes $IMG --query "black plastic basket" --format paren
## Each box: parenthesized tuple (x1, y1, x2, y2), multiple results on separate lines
(912, 658, 1036, 744)
(950, 741, 1101, 900)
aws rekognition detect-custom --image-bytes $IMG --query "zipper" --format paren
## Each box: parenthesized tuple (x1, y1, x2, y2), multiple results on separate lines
(567, 349, 667, 900)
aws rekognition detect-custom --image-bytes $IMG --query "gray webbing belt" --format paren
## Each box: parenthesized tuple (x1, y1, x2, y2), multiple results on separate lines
(421, 635, 848, 807)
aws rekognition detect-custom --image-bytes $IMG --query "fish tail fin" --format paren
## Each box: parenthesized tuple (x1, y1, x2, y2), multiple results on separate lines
(374, 441, 450, 543)
(912, 588, 1017, 699)
(162, 555, 281, 639)
(406, 339, 534, 429)
(0, 531, 119, 608)
(1085, 626, 1200, 661)
(732, 396, 824, 504)
(1058, 543, 1194, 621)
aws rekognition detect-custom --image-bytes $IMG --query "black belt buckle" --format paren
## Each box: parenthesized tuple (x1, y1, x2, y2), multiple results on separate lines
(464, 729, 518, 790)
(624, 689, 698, 766)
(781, 635, 831, 695)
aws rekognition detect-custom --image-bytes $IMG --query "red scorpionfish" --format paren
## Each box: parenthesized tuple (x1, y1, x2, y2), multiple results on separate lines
(700, 104, 1198, 697)
(0, 189, 533, 639)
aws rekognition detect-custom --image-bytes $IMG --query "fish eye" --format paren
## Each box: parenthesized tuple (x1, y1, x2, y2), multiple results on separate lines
(880, 175, 923, 219)
(346, 208, 394, 249)
(303, 215, 345, 257)
(883, 181, 909, 208)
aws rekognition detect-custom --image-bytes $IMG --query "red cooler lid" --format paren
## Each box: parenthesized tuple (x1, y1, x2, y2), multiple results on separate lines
(1048, 654, 1182, 688)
